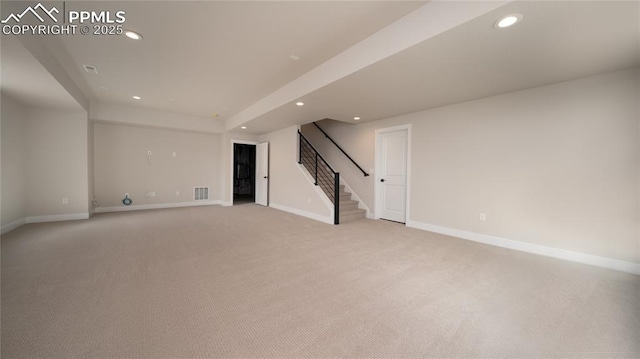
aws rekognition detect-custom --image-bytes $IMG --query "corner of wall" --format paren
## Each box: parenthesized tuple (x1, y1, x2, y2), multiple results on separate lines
(259, 126, 332, 223)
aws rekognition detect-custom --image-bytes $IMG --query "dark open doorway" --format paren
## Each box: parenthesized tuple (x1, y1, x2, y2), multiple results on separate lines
(233, 143, 256, 205)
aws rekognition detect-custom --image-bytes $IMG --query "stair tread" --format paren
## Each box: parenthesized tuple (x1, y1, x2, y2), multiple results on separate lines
(339, 198, 357, 202)
(340, 211, 366, 223)
(340, 204, 358, 210)
(340, 204, 359, 212)
(340, 208, 366, 215)
(340, 198, 357, 202)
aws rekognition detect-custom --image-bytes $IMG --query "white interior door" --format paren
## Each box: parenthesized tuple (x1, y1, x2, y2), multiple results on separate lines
(378, 129, 407, 222)
(255, 142, 269, 206)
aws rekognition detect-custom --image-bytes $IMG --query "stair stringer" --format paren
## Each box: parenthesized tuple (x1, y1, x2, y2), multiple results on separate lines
(296, 162, 335, 224)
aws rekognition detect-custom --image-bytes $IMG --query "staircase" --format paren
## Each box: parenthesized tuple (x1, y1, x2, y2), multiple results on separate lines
(338, 185, 366, 222)
(298, 130, 366, 224)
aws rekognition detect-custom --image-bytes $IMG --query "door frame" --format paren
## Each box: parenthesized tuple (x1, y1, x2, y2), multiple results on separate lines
(255, 142, 270, 207)
(374, 124, 411, 223)
(230, 139, 258, 206)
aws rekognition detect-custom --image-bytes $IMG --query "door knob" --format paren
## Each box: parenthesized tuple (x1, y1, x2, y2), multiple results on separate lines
(264, 176, 268, 179)
(380, 179, 386, 182)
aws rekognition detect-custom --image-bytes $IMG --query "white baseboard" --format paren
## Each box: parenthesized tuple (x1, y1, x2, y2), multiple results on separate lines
(1, 218, 26, 235)
(26, 213, 90, 224)
(220, 201, 233, 207)
(94, 200, 221, 213)
(406, 220, 640, 276)
(270, 202, 334, 225)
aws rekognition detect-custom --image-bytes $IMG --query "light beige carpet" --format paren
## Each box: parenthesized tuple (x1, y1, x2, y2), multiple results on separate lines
(1, 205, 639, 358)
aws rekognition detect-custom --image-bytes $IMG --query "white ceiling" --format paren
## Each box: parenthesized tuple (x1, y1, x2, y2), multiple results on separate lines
(1, 37, 83, 111)
(243, 0, 640, 134)
(39, 1, 425, 120)
(2, 1, 638, 135)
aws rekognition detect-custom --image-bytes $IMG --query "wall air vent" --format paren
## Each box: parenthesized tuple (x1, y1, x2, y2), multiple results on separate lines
(83, 64, 98, 74)
(194, 187, 209, 201)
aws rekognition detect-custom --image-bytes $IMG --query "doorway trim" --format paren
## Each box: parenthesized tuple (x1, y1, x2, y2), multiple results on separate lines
(374, 124, 412, 223)
(230, 139, 258, 206)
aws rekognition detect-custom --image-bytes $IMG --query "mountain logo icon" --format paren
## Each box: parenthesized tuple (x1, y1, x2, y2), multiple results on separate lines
(1, 3, 60, 24)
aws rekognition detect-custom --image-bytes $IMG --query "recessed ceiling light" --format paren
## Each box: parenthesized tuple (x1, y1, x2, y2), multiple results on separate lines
(124, 30, 143, 40)
(353, 117, 361, 120)
(494, 14, 523, 29)
(82, 64, 98, 74)
(241, 126, 247, 130)
(296, 102, 304, 106)
(132, 96, 142, 100)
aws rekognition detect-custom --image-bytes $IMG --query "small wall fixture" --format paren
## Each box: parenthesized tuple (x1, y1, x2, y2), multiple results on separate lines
(296, 102, 304, 106)
(124, 30, 143, 40)
(494, 13, 523, 29)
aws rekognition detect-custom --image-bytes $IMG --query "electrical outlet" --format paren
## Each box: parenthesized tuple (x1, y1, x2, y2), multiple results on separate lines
(479, 213, 487, 222)
(62, 197, 69, 205)
(147, 150, 152, 156)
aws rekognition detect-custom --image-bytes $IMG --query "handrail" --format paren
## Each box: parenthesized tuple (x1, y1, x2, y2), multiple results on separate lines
(312, 122, 369, 177)
(298, 130, 337, 174)
(298, 130, 340, 225)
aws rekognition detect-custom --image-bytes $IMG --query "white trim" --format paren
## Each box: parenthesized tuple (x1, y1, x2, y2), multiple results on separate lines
(94, 200, 221, 213)
(340, 178, 373, 219)
(220, 201, 233, 207)
(270, 202, 334, 225)
(1, 218, 26, 234)
(255, 141, 270, 207)
(374, 124, 412, 222)
(230, 139, 259, 206)
(26, 213, 90, 223)
(297, 163, 335, 216)
(406, 220, 640, 276)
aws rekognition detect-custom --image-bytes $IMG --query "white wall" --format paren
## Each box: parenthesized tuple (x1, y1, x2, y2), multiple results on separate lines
(259, 126, 332, 221)
(93, 123, 221, 208)
(1, 94, 27, 228)
(304, 68, 640, 264)
(1, 94, 90, 230)
(90, 102, 224, 134)
(25, 108, 89, 217)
